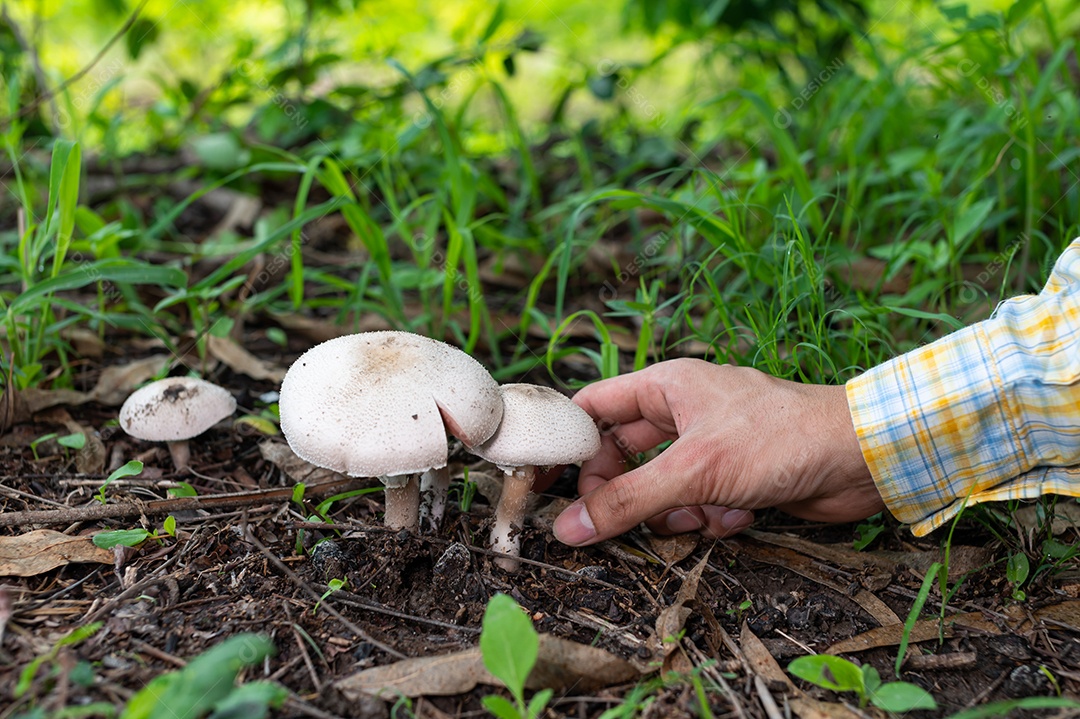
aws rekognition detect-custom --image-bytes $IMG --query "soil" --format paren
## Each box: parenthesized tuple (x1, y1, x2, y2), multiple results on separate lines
(2, 176, 1080, 718)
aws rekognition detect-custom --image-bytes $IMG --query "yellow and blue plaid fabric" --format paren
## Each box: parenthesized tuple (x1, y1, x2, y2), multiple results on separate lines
(847, 239, 1080, 535)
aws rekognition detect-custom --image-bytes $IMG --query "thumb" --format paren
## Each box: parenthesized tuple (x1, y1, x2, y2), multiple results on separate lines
(553, 444, 702, 546)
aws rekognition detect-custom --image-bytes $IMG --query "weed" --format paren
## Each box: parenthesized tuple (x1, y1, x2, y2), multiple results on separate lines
(120, 633, 285, 719)
(95, 460, 143, 505)
(479, 594, 552, 719)
(788, 654, 936, 713)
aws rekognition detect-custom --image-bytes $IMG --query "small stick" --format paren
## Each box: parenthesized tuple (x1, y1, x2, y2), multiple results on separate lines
(0, 477, 364, 528)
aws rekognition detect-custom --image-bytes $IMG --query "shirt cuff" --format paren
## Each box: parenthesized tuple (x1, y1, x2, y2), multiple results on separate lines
(845, 321, 1028, 534)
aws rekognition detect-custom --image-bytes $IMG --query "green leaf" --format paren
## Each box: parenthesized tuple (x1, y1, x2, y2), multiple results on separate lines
(527, 688, 553, 719)
(125, 17, 159, 60)
(97, 460, 144, 504)
(53, 141, 82, 278)
(10, 260, 186, 316)
(870, 681, 937, 712)
(121, 634, 275, 719)
(478, 1, 506, 44)
(944, 697, 1080, 719)
(880, 303, 966, 331)
(163, 516, 176, 537)
(57, 432, 86, 449)
(1007, 552, 1030, 587)
(234, 415, 279, 436)
(207, 681, 288, 719)
(481, 695, 522, 719)
(787, 655, 864, 693)
(168, 482, 198, 498)
(93, 529, 152, 549)
(897, 561, 940, 677)
(481, 594, 539, 701)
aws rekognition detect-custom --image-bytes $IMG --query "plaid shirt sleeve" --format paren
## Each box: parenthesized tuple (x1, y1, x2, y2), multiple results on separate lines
(846, 239, 1080, 536)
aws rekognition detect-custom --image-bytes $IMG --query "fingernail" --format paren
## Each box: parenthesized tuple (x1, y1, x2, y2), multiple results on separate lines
(721, 509, 753, 530)
(666, 508, 702, 534)
(554, 503, 596, 545)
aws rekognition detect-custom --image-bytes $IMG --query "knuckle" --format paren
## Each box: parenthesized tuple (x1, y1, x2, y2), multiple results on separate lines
(601, 478, 640, 527)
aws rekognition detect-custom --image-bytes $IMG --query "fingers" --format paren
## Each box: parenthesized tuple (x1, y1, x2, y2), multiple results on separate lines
(554, 438, 703, 545)
(572, 366, 679, 435)
(578, 419, 675, 495)
(645, 505, 755, 538)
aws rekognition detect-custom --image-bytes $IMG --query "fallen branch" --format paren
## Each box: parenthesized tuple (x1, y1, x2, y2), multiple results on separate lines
(0, 477, 365, 528)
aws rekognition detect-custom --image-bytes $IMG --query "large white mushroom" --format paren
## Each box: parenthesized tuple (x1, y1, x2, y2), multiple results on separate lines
(278, 331, 502, 531)
(472, 384, 600, 571)
(119, 377, 237, 470)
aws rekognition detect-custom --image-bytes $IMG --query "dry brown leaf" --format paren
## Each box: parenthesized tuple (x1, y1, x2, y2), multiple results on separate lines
(739, 623, 863, 719)
(651, 550, 711, 660)
(824, 612, 1001, 655)
(646, 532, 700, 566)
(1013, 502, 1080, 535)
(739, 621, 793, 689)
(0, 529, 113, 577)
(334, 634, 638, 700)
(270, 312, 389, 344)
(873, 545, 994, 579)
(61, 327, 105, 358)
(744, 531, 993, 581)
(207, 335, 286, 383)
(1035, 600, 1080, 630)
(88, 355, 171, 406)
(728, 536, 901, 626)
(38, 408, 107, 475)
(259, 441, 343, 484)
(789, 697, 865, 719)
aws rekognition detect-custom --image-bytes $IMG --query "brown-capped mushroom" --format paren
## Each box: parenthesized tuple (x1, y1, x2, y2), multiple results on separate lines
(278, 331, 502, 531)
(472, 384, 600, 571)
(119, 377, 236, 470)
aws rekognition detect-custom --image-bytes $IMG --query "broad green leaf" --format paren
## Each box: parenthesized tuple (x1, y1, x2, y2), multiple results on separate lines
(93, 529, 152, 549)
(208, 681, 288, 719)
(57, 432, 86, 449)
(787, 655, 864, 693)
(1007, 552, 1030, 586)
(480, 594, 538, 699)
(481, 695, 521, 719)
(121, 634, 275, 719)
(870, 681, 937, 712)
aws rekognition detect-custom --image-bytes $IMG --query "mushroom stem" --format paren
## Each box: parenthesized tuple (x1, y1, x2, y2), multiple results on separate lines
(166, 440, 190, 471)
(382, 474, 420, 530)
(490, 465, 536, 572)
(419, 466, 450, 530)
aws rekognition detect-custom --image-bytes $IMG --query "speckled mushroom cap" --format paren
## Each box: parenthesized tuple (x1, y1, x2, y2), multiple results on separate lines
(278, 331, 503, 478)
(119, 377, 236, 442)
(472, 384, 600, 469)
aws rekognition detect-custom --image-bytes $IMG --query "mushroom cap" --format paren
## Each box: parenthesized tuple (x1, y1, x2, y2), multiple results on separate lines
(279, 331, 502, 478)
(119, 377, 236, 442)
(472, 384, 601, 469)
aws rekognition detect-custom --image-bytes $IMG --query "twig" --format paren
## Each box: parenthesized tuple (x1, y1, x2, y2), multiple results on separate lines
(0, 477, 365, 527)
(0, 0, 151, 130)
(317, 585, 480, 636)
(292, 624, 323, 693)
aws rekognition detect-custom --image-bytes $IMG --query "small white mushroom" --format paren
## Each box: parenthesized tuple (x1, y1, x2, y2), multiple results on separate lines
(119, 377, 236, 470)
(472, 384, 600, 572)
(278, 331, 502, 531)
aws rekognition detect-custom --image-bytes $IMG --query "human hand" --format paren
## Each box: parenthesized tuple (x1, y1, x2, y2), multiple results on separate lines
(550, 358, 883, 546)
